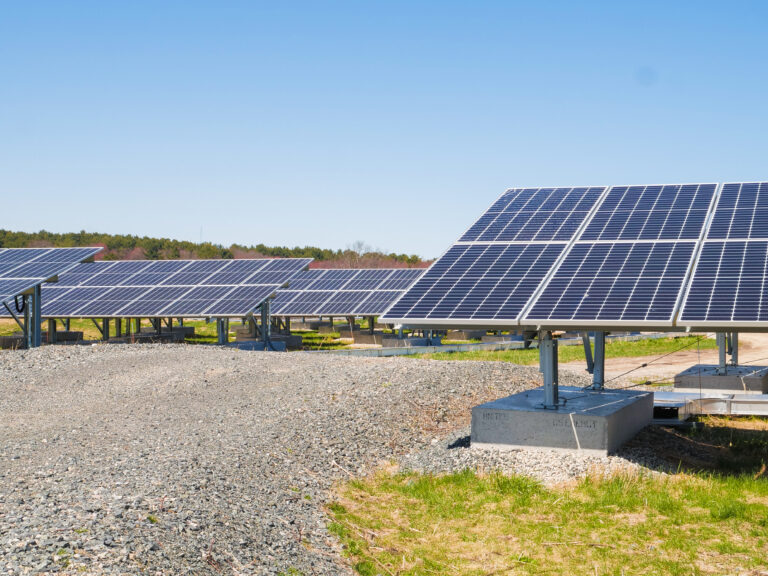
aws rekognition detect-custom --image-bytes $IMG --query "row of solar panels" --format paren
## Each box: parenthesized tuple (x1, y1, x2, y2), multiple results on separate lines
(0, 252, 424, 319)
(381, 182, 768, 329)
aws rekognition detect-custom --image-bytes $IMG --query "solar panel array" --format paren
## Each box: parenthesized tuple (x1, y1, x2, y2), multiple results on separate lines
(385, 181, 768, 329)
(382, 187, 606, 324)
(680, 182, 768, 325)
(37, 258, 311, 318)
(526, 184, 717, 325)
(0, 248, 101, 306)
(271, 268, 424, 316)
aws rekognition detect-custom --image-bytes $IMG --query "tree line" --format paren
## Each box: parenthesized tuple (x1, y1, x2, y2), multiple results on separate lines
(0, 230, 427, 267)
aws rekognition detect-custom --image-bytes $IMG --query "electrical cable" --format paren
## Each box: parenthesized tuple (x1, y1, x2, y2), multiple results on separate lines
(598, 333, 715, 388)
(14, 295, 25, 314)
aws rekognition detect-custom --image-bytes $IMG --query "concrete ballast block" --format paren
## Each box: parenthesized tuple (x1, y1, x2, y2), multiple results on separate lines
(471, 386, 653, 455)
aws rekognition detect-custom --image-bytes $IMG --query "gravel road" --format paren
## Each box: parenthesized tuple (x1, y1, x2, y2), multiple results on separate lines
(1, 344, 648, 575)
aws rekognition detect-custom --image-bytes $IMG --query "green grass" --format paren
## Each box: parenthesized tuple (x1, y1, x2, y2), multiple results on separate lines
(328, 419, 768, 575)
(329, 470, 768, 576)
(295, 330, 351, 350)
(412, 335, 717, 365)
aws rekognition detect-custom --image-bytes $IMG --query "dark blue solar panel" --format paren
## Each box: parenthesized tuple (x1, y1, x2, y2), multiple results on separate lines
(386, 244, 564, 321)
(680, 241, 768, 323)
(460, 187, 605, 243)
(159, 286, 236, 316)
(270, 268, 423, 316)
(308, 270, 360, 290)
(117, 287, 193, 316)
(379, 269, 424, 290)
(343, 270, 391, 290)
(196, 286, 275, 316)
(707, 182, 768, 240)
(31, 258, 311, 317)
(580, 184, 717, 241)
(356, 291, 402, 315)
(317, 290, 372, 315)
(272, 290, 335, 315)
(526, 242, 695, 322)
(0, 248, 102, 304)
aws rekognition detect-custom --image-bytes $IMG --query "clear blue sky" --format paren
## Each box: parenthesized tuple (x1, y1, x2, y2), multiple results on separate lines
(2, 1, 767, 259)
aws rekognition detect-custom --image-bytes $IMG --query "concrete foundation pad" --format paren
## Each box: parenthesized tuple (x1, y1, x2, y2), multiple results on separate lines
(674, 364, 768, 393)
(381, 337, 442, 348)
(447, 330, 486, 340)
(353, 332, 386, 345)
(229, 341, 287, 351)
(471, 386, 653, 455)
(481, 334, 522, 343)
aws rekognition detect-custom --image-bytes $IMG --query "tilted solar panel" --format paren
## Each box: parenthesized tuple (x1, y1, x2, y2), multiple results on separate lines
(0, 247, 102, 306)
(524, 183, 718, 327)
(34, 258, 311, 318)
(680, 182, 768, 326)
(270, 268, 424, 316)
(381, 187, 606, 326)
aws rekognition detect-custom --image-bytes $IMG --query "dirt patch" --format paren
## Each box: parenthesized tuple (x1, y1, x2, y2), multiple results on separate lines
(562, 333, 768, 385)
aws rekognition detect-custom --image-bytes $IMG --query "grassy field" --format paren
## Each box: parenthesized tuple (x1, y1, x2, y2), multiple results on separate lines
(413, 335, 718, 365)
(328, 418, 768, 576)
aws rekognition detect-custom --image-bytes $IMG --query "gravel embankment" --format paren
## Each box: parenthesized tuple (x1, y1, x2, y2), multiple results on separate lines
(0, 344, 659, 575)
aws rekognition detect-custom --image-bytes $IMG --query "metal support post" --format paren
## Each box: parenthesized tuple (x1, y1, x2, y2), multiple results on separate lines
(581, 332, 594, 374)
(729, 332, 739, 365)
(47, 319, 57, 344)
(592, 331, 606, 390)
(101, 318, 110, 341)
(716, 332, 727, 375)
(539, 331, 559, 408)
(285, 317, 291, 333)
(23, 295, 31, 348)
(30, 285, 42, 348)
(64, 319, 71, 331)
(368, 316, 375, 335)
(216, 318, 229, 345)
(115, 319, 122, 338)
(397, 326, 404, 339)
(261, 300, 271, 349)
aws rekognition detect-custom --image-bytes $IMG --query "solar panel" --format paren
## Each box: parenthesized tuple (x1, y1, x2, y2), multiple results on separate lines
(35, 258, 311, 318)
(679, 182, 768, 325)
(0, 247, 102, 306)
(524, 183, 718, 327)
(381, 187, 606, 325)
(271, 268, 424, 316)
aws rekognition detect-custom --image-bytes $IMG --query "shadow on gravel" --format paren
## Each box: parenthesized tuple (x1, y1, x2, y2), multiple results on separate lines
(447, 435, 471, 449)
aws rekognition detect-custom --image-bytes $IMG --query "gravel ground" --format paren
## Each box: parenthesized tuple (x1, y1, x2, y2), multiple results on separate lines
(1, 344, 580, 575)
(1, 344, 668, 575)
(399, 424, 672, 485)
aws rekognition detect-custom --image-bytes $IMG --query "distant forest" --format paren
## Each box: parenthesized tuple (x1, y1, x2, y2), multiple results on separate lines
(0, 230, 429, 268)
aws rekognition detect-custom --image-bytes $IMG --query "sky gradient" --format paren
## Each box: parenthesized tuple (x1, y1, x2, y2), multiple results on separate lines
(2, 1, 767, 259)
